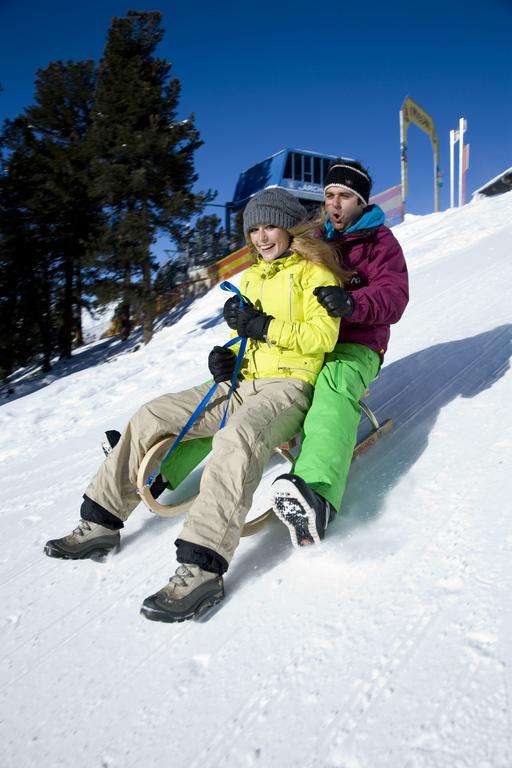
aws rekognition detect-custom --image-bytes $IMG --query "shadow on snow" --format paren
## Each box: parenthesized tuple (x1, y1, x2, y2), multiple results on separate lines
(33, 322, 512, 589)
(1, 297, 205, 405)
(338, 323, 511, 537)
(229, 323, 512, 586)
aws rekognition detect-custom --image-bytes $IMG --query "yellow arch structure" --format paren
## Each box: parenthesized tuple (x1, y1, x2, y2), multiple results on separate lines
(400, 96, 441, 213)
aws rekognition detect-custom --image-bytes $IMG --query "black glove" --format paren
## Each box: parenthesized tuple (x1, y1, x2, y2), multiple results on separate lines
(223, 295, 243, 330)
(236, 305, 273, 341)
(314, 286, 355, 318)
(208, 345, 237, 383)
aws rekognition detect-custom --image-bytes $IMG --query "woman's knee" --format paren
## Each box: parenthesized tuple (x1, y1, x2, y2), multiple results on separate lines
(129, 399, 165, 435)
(130, 401, 149, 426)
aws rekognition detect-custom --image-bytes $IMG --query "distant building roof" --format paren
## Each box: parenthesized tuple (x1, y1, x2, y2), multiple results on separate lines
(231, 149, 341, 208)
(473, 167, 512, 198)
(230, 148, 403, 227)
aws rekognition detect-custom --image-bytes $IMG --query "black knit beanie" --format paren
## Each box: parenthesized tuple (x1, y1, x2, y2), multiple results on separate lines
(324, 163, 371, 205)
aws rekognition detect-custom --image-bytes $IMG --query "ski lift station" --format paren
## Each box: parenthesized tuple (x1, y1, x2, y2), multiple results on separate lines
(226, 148, 404, 234)
(231, 148, 338, 212)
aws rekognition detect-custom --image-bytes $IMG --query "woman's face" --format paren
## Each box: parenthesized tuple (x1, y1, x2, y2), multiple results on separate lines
(249, 225, 291, 262)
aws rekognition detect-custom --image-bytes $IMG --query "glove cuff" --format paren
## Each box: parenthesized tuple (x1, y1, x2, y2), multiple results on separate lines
(261, 315, 273, 341)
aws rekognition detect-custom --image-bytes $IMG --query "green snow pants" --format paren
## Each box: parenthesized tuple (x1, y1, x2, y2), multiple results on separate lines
(292, 342, 381, 511)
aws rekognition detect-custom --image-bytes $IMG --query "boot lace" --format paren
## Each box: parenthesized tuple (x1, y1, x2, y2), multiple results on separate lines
(71, 520, 93, 538)
(169, 564, 196, 588)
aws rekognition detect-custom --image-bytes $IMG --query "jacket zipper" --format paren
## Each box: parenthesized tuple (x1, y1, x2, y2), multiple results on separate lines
(278, 364, 312, 374)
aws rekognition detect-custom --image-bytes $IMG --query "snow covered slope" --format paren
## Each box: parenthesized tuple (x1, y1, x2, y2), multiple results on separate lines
(1, 193, 511, 768)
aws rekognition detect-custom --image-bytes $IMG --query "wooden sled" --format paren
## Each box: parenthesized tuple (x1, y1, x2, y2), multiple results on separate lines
(354, 402, 394, 458)
(136, 400, 393, 537)
(137, 439, 295, 537)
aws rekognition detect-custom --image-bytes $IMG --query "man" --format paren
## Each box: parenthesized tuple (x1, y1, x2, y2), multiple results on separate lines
(270, 158, 409, 546)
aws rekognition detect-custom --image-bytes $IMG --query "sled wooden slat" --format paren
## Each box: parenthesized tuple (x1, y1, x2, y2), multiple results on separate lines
(136, 404, 393, 536)
(136, 439, 294, 537)
(137, 437, 194, 517)
(352, 418, 394, 459)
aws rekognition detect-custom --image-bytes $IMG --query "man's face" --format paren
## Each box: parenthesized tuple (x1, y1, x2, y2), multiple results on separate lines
(324, 187, 364, 231)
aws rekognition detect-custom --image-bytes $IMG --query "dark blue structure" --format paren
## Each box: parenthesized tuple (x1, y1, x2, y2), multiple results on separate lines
(223, 148, 402, 248)
(231, 148, 340, 211)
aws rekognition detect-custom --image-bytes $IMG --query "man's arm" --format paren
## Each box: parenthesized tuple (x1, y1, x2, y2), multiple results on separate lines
(346, 230, 409, 326)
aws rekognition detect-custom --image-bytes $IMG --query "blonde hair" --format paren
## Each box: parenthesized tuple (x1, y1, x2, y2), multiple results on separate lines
(246, 221, 353, 286)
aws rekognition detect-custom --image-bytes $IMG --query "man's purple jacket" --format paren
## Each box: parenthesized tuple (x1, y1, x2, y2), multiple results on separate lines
(321, 206, 409, 358)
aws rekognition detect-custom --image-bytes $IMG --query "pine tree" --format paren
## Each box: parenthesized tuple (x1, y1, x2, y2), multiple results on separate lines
(90, 10, 209, 344)
(0, 60, 102, 375)
(231, 208, 246, 251)
(186, 214, 226, 266)
(25, 59, 102, 359)
(0, 119, 55, 374)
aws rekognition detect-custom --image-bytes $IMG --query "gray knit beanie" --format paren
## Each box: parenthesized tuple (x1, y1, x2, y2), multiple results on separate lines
(243, 187, 307, 236)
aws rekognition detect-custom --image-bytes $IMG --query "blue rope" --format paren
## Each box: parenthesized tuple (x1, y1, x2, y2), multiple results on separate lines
(218, 281, 249, 428)
(145, 281, 250, 488)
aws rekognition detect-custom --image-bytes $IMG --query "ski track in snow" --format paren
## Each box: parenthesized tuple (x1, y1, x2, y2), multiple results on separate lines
(1, 192, 512, 768)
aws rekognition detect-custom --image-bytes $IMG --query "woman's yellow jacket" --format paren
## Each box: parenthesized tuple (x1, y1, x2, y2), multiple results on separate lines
(233, 252, 340, 386)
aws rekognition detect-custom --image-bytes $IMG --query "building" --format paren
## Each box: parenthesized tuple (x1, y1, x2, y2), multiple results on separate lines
(231, 148, 337, 213)
(226, 149, 403, 240)
(473, 167, 512, 198)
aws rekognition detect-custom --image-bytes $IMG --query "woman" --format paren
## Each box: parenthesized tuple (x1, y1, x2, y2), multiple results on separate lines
(44, 187, 352, 623)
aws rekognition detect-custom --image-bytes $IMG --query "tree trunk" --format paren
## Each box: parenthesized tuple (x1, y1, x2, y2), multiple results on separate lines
(73, 255, 84, 347)
(39, 256, 53, 372)
(120, 266, 132, 342)
(59, 250, 74, 359)
(142, 255, 154, 345)
(140, 202, 154, 345)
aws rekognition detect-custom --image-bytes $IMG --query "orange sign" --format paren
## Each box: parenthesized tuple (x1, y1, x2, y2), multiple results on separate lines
(210, 244, 254, 283)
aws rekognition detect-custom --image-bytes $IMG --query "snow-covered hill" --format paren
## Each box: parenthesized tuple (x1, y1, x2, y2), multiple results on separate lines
(1, 193, 511, 768)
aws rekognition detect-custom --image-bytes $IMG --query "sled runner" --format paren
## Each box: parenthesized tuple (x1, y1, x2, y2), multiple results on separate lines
(355, 401, 393, 457)
(135, 398, 393, 536)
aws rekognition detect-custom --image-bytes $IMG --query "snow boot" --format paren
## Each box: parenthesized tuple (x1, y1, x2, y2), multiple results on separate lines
(271, 473, 337, 548)
(44, 520, 120, 560)
(140, 564, 224, 623)
(101, 429, 168, 499)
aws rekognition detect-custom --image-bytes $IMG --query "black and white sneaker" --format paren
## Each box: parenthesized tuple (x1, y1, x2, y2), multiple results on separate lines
(101, 429, 121, 457)
(271, 473, 336, 548)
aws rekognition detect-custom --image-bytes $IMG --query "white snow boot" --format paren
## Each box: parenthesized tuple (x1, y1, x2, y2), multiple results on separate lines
(44, 520, 120, 560)
(140, 564, 224, 623)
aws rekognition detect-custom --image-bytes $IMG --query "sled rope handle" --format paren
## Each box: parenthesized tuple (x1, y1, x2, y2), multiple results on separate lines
(144, 281, 250, 488)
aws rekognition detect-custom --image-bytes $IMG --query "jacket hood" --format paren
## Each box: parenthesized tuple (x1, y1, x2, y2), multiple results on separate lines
(323, 204, 386, 240)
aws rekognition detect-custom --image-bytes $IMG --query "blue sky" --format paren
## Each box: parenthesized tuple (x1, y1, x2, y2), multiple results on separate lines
(1, 0, 510, 230)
